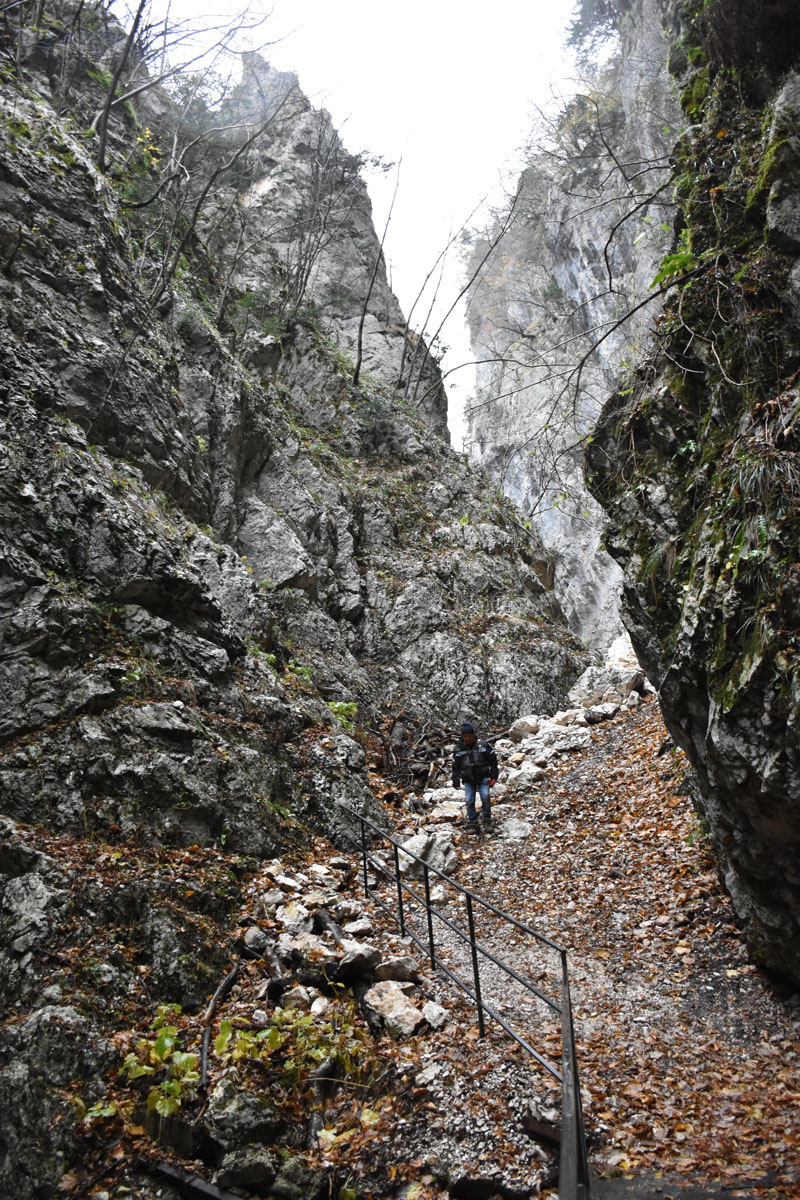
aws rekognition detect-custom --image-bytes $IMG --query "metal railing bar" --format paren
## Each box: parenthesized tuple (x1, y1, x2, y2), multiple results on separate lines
(466, 894, 486, 1037)
(392, 843, 406, 937)
(362, 854, 563, 984)
(422, 864, 436, 968)
(343, 806, 591, 1195)
(469, 935, 561, 1014)
(364, 864, 562, 1015)
(360, 821, 369, 895)
(560, 956, 592, 1198)
(363, 884, 563, 1079)
(392, 890, 562, 1016)
(425, 953, 563, 1083)
(343, 809, 564, 953)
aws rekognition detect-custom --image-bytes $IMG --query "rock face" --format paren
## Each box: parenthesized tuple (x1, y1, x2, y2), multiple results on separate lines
(0, 9, 588, 861)
(465, 0, 682, 649)
(587, 2, 800, 984)
(0, 10, 588, 1193)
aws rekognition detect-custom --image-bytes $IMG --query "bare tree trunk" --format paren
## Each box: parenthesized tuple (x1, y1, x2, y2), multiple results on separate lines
(94, 0, 147, 173)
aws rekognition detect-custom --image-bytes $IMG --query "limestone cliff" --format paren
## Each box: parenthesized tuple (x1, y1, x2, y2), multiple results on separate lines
(465, 0, 681, 650)
(0, 2, 587, 847)
(0, 5, 591, 1192)
(586, 0, 800, 984)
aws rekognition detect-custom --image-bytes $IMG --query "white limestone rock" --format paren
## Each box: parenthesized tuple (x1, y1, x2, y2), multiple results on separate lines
(398, 831, 458, 878)
(421, 1001, 448, 1030)
(363, 981, 424, 1038)
(508, 715, 540, 742)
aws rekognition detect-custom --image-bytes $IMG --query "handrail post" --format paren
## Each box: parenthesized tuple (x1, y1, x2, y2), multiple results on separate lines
(422, 864, 436, 968)
(465, 895, 485, 1037)
(393, 842, 406, 938)
(360, 817, 368, 897)
(559, 951, 592, 1199)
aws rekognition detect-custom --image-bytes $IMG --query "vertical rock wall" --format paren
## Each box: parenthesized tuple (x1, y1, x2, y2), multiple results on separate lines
(586, 1, 800, 984)
(465, 0, 682, 650)
(0, 6, 588, 860)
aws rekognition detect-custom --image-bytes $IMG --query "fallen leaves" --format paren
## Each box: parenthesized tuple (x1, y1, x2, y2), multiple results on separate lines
(448, 700, 800, 1194)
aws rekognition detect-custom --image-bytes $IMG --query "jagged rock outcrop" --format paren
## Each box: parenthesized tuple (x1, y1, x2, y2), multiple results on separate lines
(465, 0, 682, 649)
(587, 1, 800, 984)
(0, 8, 587, 859)
(0, 6, 589, 1193)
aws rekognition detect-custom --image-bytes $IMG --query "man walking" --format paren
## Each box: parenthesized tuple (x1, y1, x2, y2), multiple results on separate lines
(452, 722, 498, 833)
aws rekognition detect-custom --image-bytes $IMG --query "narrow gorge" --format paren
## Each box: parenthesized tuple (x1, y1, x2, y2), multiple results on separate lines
(1, 1, 799, 1198)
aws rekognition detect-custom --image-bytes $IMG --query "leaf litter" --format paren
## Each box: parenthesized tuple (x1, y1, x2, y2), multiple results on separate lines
(39, 699, 800, 1198)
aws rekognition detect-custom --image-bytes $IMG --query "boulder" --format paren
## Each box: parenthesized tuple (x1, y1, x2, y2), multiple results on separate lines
(276, 901, 314, 934)
(342, 916, 373, 937)
(422, 1001, 448, 1029)
(215, 1146, 277, 1190)
(338, 939, 381, 975)
(282, 985, 311, 1010)
(584, 702, 620, 724)
(277, 931, 337, 966)
(428, 800, 464, 822)
(568, 662, 646, 707)
(500, 818, 533, 841)
(243, 925, 270, 954)
(508, 715, 540, 742)
(363, 981, 424, 1037)
(204, 1077, 284, 1150)
(505, 763, 545, 787)
(423, 786, 461, 805)
(398, 831, 458, 878)
(374, 955, 421, 983)
(271, 1155, 324, 1200)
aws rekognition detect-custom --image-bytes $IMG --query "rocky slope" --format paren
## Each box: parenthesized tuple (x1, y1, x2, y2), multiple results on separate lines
(586, 0, 800, 985)
(464, 0, 682, 649)
(0, 4, 588, 1195)
(0, 4, 588, 850)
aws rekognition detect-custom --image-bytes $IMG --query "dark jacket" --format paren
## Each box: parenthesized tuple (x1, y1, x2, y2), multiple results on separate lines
(452, 738, 498, 787)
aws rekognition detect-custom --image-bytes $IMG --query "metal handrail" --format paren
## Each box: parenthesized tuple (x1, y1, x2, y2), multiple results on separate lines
(338, 803, 593, 1200)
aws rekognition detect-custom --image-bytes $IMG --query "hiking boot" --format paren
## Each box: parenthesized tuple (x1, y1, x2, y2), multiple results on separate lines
(481, 819, 492, 833)
(466, 822, 480, 835)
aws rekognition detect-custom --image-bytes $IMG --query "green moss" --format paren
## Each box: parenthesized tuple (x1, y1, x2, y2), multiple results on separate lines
(6, 116, 32, 140)
(681, 67, 710, 119)
(745, 136, 791, 216)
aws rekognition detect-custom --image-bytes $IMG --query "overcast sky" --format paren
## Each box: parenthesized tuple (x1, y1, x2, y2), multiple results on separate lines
(150, 0, 580, 440)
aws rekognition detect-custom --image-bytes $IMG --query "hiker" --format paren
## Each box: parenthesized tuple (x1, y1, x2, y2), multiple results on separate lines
(452, 721, 498, 833)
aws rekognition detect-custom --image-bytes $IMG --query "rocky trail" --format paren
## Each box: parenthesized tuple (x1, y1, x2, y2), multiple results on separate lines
(57, 694, 800, 1200)
(441, 701, 800, 1197)
(353, 699, 800, 1199)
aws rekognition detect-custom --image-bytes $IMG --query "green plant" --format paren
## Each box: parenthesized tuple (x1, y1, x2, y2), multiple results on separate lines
(329, 700, 358, 733)
(651, 228, 695, 288)
(685, 813, 711, 846)
(214, 1002, 375, 1097)
(121, 1004, 200, 1118)
(285, 657, 313, 687)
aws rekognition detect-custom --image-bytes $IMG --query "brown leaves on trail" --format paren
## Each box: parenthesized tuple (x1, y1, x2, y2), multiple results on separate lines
(455, 700, 800, 1196)
(33, 700, 800, 1199)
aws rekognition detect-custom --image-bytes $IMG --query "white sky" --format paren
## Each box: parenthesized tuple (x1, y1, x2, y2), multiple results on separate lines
(147, 0, 579, 442)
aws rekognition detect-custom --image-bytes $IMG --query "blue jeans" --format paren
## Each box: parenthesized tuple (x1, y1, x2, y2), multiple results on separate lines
(464, 777, 491, 825)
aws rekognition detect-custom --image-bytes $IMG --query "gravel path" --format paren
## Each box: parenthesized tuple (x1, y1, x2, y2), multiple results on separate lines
(370, 700, 800, 1198)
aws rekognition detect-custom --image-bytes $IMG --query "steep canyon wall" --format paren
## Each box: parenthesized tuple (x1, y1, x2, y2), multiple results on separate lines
(586, 0, 800, 984)
(0, 6, 591, 1191)
(468, 0, 800, 985)
(466, 0, 681, 650)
